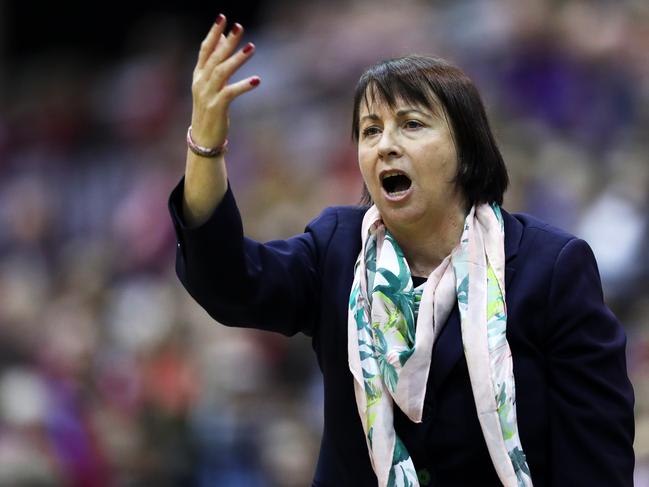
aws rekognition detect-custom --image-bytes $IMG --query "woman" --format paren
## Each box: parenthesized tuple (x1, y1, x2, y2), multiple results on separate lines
(168, 15, 635, 486)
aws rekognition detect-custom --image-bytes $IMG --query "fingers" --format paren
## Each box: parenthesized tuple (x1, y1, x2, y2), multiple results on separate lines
(192, 15, 261, 113)
(204, 21, 245, 74)
(221, 76, 262, 104)
(212, 42, 256, 89)
(196, 14, 227, 70)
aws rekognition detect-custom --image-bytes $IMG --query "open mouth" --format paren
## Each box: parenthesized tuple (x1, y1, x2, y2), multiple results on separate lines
(381, 172, 412, 195)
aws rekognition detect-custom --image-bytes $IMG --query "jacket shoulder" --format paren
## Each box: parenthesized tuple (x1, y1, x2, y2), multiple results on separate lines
(303, 205, 366, 272)
(503, 209, 579, 258)
(305, 205, 366, 233)
(511, 211, 575, 241)
(315, 205, 367, 220)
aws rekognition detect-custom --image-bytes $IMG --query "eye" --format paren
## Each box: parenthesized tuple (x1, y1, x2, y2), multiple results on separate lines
(361, 126, 381, 137)
(404, 120, 423, 130)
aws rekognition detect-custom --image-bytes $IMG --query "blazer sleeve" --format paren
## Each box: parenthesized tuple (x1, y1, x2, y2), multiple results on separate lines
(545, 237, 635, 485)
(168, 176, 337, 337)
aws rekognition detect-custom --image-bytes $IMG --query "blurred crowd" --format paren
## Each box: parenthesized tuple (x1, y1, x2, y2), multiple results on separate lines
(0, 0, 648, 485)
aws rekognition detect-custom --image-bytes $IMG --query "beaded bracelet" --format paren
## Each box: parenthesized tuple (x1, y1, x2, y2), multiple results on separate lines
(186, 125, 228, 158)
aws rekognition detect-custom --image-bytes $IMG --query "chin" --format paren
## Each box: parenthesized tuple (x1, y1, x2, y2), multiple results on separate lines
(376, 199, 426, 229)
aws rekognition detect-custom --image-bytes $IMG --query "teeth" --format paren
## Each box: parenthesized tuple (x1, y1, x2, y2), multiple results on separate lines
(381, 170, 407, 180)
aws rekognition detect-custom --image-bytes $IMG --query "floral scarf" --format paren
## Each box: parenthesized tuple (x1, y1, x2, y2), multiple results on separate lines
(347, 204, 533, 487)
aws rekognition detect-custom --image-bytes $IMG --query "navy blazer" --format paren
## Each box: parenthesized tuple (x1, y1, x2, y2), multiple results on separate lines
(169, 178, 635, 486)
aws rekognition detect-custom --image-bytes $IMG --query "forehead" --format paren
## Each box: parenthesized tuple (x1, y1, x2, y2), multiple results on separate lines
(358, 83, 444, 117)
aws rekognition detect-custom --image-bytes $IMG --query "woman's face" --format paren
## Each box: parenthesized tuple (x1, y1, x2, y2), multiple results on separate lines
(357, 90, 463, 230)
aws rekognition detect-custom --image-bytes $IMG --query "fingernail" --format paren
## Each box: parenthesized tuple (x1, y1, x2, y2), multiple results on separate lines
(231, 23, 242, 35)
(250, 77, 260, 87)
(215, 14, 225, 25)
(243, 43, 254, 54)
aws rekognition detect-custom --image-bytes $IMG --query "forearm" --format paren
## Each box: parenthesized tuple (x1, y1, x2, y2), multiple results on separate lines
(169, 178, 334, 336)
(182, 148, 228, 228)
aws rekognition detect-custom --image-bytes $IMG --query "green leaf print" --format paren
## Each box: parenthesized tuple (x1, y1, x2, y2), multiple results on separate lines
(384, 304, 412, 346)
(486, 265, 505, 320)
(375, 286, 416, 343)
(367, 411, 377, 430)
(495, 383, 515, 439)
(398, 349, 414, 366)
(486, 295, 502, 321)
(355, 308, 366, 330)
(387, 468, 396, 487)
(491, 202, 504, 228)
(385, 305, 401, 328)
(362, 368, 375, 379)
(401, 466, 415, 487)
(457, 275, 469, 304)
(348, 285, 359, 310)
(496, 382, 506, 407)
(395, 295, 416, 337)
(379, 358, 398, 393)
(377, 267, 403, 292)
(372, 325, 388, 355)
(365, 240, 377, 270)
(509, 447, 530, 476)
(392, 437, 410, 464)
(364, 380, 382, 403)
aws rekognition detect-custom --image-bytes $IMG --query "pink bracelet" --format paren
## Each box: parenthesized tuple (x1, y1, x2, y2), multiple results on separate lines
(186, 125, 228, 158)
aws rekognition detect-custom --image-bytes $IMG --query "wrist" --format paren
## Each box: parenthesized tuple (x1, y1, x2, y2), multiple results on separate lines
(186, 125, 228, 158)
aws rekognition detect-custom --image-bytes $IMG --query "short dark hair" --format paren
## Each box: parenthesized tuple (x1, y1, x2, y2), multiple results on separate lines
(352, 55, 508, 207)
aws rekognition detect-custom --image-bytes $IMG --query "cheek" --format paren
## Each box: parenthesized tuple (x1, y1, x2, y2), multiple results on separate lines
(423, 138, 457, 174)
(440, 133, 459, 167)
(357, 151, 373, 184)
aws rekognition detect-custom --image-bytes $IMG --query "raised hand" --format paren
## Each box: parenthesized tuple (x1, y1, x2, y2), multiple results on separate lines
(190, 14, 260, 149)
(182, 14, 259, 227)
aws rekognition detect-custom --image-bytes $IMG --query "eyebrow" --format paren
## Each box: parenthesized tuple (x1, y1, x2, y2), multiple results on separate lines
(359, 108, 430, 124)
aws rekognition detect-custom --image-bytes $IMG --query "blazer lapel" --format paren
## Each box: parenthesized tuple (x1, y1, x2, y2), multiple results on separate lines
(429, 209, 523, 391)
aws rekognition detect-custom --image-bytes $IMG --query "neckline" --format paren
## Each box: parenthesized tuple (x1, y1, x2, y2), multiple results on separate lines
(412, 275, 427, 287)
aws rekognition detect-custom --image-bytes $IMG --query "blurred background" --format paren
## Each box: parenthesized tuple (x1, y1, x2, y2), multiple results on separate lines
(0, 0, 648, 485)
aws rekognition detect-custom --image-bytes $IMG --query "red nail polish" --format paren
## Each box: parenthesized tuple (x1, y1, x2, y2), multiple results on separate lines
(243, 43, 254, 54)
(250, 77, 260, 87)
(215, 14, 225, 25)
(231, 23, 242, 35)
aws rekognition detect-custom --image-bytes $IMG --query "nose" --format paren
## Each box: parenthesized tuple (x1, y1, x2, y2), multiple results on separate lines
(376, 127, 402, 160)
